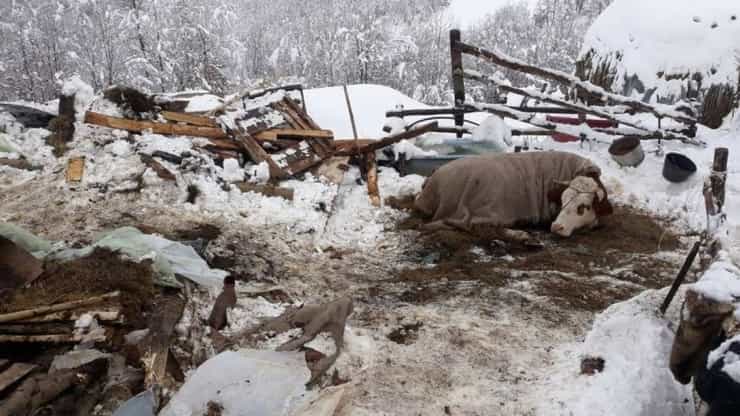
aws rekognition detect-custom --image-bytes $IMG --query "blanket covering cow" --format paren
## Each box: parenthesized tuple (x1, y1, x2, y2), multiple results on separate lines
(414, 151, 610, 234)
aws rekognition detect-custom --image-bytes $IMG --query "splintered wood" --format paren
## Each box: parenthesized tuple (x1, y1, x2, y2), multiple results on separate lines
(65, 157, 85, 182)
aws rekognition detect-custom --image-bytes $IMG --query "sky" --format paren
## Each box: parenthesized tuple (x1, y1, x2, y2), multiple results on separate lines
(447, 0, 538, 27)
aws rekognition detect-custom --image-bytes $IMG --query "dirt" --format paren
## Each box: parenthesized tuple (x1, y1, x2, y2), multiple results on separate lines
(0, 248, 155, 329)
(392, 204, 683, 312)
(387, 322, 424, 345)
(581, 356, 606, 375)
(205, 401, 224, 416)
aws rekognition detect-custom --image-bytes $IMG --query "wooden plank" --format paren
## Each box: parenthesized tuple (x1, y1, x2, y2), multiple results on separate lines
(235, 182, 294, 200)
(366, 153, 380, 207)
(232, 130, 286, 179)
(65, 157, 85, 183)
(0, 363, 37, 394)
(14, 309, 121, 324)
(84, 111, 228, 140)
(283, 97, 321, 130)
(0, 334, 81, 343)
(254, 129, 333, 141)
(161, 111, 219, 128)
(0, 291, 120, 324)
(143, 296, 186, 389)
(334, 122, 439, 156)
(201, 138, 243, 152)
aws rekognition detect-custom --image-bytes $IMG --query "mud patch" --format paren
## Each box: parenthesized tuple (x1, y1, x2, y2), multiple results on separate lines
(531, 274, 637, 311)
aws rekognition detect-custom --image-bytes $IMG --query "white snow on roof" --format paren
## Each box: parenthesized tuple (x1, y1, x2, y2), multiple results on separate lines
(582, 0, 740, 95)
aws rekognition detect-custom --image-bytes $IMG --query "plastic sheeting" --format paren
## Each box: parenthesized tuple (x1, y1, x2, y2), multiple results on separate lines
(0, 222, 54, 258)
(112, 389, 157, 416)
(159, 349, 312, 416)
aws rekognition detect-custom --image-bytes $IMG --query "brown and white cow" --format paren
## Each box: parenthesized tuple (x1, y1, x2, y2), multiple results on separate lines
(414, 151, 613, 242)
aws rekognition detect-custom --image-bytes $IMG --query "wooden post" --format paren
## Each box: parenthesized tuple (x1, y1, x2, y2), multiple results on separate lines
(343, 85, 359, 141)
(450, 29, 466, 138)
(711, 147, 729, 214)
(660, 240, 701, 315)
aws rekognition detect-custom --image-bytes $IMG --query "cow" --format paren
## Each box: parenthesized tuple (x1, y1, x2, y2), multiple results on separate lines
(413, 151, 613, 243)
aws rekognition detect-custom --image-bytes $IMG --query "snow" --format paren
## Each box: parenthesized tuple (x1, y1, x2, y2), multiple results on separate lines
(537, 288, 695, 416)
(184, 94, 223, 113)
(691, 252, 740, 303)
(60, 75, 95, 121)
(220, 158, 244, 183)
(472, 114, 512, 147)
(582, 0, 740, 99)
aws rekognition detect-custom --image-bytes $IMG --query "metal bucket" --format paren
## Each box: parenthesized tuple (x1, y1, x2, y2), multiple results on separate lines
(608, 136, 645, 167)
(663, 153, 697, 183)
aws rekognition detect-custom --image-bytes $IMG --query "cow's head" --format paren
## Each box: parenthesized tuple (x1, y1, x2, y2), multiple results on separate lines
(548, 175, 613, 237)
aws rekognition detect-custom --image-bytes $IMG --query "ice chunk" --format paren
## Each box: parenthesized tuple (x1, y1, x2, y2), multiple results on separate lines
(221, 158, 244, 183)
(472, 115, 512, 147)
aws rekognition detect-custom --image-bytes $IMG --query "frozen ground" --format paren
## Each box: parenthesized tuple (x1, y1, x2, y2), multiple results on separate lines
(1, 84, 738, 415)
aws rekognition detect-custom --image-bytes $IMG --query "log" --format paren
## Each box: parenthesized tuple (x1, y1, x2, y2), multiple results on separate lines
(454, 36, 697, 127)
(343, 85, 359, 143)
(161, 111, 219, 128)
(84, 111, 229, 140)
(254, 128, 333, 141)
(366, 152, 380, 207)
(234, 182, 295, 200)
(0, 362, 37, 394)
(0, 291, 120, 324)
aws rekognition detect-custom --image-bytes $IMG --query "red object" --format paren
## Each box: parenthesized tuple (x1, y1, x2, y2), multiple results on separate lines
(546, 116, 618, 142)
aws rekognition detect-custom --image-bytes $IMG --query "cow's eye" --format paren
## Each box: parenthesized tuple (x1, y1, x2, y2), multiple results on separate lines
(577, 204, 587, 215)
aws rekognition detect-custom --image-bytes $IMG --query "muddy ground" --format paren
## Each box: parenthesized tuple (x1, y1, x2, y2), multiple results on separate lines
(0, 178, 698, 415)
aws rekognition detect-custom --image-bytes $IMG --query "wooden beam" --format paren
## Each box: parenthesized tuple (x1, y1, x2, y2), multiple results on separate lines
(232, 130, 286, 179)
(366, 153, 380, 207)
(254, 129, 333, 141)
(0, 291, 120, 324)
(334, 121, 439, 156)
(161, 111, 219, 128)
(143, 296, 186, 390)
(0, 363, 37, 394)
(85, 111, 228, 140)
(711, 148, 729, 213)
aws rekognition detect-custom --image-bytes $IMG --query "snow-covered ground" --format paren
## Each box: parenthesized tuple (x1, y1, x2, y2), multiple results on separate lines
(1, 83, 739, 415)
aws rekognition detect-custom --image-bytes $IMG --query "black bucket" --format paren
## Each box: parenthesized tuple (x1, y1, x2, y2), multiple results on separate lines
(662, 153, 697, 183)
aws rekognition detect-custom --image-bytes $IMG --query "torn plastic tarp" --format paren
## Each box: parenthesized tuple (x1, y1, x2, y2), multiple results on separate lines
(159, 349, 312, 416)
(52, 227, 228, 288)
(0, 222, 55, 258)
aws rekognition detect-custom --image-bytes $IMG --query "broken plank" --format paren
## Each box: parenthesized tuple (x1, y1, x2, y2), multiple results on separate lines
(84, 111, 228, 140)
(201, 138, 243, 152)
(0, 291, 120, 324)
(160, 111, 219, 128)
(14, 309, 121, 324)
(0, 363, 37, 394)
(366, 153, 380, 207)
(232, 130, 286, 179)
(334, 122, 439, 156)
(254, 129, 333, 141)
(283, 98, 321, 130)
(235, 182, 294, 200)
(143, 296, 186, 389)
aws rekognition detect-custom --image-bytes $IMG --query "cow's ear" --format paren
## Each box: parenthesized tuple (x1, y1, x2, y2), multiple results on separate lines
(594, 196, 613, 216)
(547, 183, 568, 205)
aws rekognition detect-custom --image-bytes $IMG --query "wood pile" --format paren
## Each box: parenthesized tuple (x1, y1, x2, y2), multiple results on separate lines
(82, 85, 435, 204)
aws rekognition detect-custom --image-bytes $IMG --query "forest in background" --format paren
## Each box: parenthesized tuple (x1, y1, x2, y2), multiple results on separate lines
(0, 0, 612, 104)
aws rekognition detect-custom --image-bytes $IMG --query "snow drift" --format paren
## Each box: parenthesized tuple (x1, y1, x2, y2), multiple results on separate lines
(576, 0, 740, 128)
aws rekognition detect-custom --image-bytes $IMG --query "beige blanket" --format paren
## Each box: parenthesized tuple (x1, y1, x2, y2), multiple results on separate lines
(414, 151, 600, 231)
